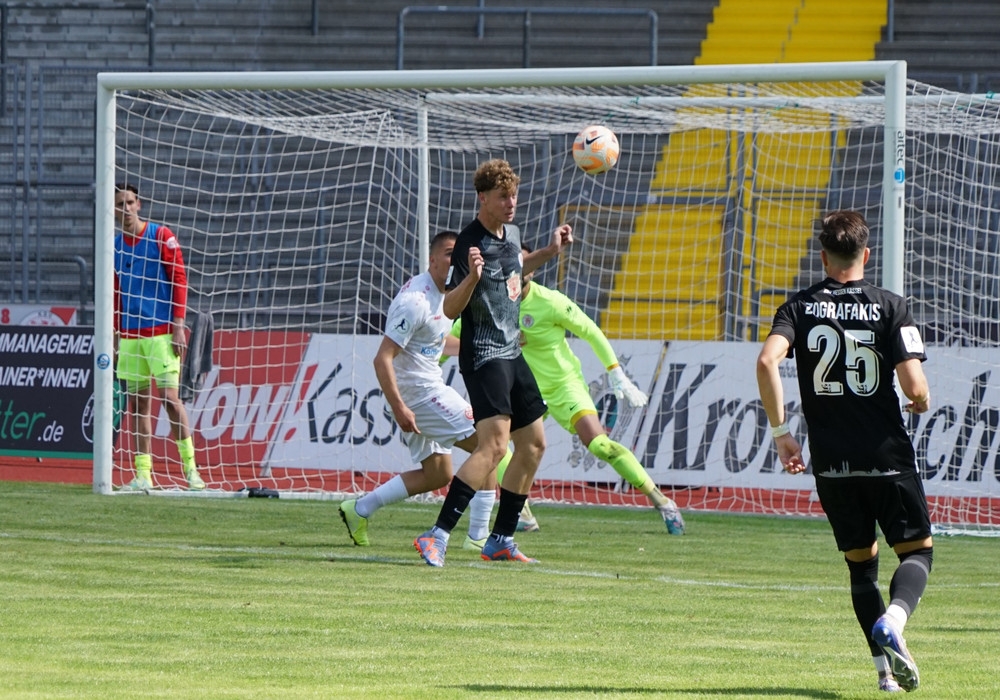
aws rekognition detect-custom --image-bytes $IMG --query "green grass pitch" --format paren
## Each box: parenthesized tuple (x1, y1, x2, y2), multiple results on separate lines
(2, 481, 997, 699)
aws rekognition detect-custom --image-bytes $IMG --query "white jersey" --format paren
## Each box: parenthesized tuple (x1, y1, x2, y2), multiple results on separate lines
(383, 270, 452, 408)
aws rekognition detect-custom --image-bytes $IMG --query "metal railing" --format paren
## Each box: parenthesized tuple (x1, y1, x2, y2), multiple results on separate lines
(397, 5, 658, 70)
(56, 254, 89, 324)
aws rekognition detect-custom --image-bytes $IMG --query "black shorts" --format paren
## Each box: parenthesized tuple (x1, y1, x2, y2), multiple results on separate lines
(815, 469, 932, 552)
(463, 355, 547, 431)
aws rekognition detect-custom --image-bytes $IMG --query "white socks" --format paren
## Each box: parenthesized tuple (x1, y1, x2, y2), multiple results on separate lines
(356, 477, 497, 541)
(466, 489, 497, 541)
(355, 475, 410, 518)
(885, 604, 908, 631)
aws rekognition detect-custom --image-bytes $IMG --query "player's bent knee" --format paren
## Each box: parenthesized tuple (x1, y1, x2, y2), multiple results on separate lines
(896, 545, 933, 572)
(893, 537, 932, 557)
(489, 445, 512, 468)
(844, 543, 878, 562)
(511, 431, 545, 464)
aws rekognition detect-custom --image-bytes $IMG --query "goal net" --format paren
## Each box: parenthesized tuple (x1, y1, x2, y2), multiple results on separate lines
(94, 64, 1000, 533)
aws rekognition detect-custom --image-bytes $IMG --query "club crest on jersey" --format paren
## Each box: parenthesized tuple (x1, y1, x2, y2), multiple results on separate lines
(521, 314, 534, 329)
(506, 272, 521, 301)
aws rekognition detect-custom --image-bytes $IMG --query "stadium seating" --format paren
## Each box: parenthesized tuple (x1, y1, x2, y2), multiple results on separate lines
(0, 0, 997, 332)
(0, 0, 716, 321)
(877, 0, 1000, 92)
(606, 0, 885, 340)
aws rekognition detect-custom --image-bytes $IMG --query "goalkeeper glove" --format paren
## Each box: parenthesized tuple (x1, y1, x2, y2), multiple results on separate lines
(608, 365, 648, 407)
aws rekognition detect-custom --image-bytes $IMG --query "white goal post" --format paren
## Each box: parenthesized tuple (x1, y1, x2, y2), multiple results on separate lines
(93, 62, 1000, 532)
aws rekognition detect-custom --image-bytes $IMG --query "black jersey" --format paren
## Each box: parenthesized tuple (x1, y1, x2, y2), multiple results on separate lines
(448, 218, 524, 372)
(768, 278, 927, 475)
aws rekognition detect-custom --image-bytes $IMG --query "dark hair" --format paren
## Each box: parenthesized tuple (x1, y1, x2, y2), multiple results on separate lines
(520, 242, 533, 254)
(819, 210, 869, 263)
(115, 182, 139, 196)
(430, 230, 458, 253)
(473, 159, 520, 194)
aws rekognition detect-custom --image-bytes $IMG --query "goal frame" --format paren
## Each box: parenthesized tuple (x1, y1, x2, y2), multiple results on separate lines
(92, 61, 908, 495)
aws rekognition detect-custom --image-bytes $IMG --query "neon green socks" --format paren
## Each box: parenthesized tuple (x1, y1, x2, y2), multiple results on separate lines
(176, 436, 197, 473)
(134, 452, 153, 477)
(588, 434, 668, 506)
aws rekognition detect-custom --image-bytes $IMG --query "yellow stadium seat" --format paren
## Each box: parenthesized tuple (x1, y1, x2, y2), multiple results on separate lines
(603, 0, 887, 342)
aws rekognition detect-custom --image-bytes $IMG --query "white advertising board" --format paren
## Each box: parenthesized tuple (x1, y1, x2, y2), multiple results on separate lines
(239, 336, 998, 498)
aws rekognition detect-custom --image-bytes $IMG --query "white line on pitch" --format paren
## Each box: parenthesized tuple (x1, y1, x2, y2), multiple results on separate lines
(3, 530, 995, 592)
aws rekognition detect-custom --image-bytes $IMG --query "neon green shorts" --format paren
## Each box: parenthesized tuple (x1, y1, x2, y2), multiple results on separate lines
(539, 377, 597, 434)
(116, 334, 180, 391)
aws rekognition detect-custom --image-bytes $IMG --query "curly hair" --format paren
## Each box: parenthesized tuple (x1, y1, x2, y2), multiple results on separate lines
(473, 159, 520, 194)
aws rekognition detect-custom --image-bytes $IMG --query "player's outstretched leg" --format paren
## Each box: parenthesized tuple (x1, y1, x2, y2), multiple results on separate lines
(339, 499, 369, 546)
(586, 433, 686, 534)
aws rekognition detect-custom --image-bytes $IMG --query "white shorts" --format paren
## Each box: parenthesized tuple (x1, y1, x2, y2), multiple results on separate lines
(403, 385, 476, 463)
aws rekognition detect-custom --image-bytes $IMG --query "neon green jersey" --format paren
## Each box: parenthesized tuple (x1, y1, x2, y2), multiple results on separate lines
(451, 281, 618, 395)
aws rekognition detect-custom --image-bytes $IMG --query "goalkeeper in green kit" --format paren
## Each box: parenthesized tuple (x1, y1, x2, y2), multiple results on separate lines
(453, 245, 685, 534)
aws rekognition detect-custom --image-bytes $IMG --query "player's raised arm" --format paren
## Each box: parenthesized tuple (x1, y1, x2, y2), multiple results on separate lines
(557, 289, 648, 408)
(442, 247, 482, 319)
(523, 224, 572, 276)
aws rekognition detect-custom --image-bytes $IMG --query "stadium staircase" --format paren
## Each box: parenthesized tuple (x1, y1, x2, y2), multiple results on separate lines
(602, 0, 888, 341)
